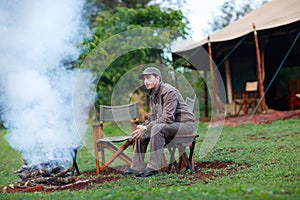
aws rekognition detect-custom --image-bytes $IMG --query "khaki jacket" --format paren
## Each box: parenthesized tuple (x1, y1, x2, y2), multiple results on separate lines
(144, 82, 195, 128)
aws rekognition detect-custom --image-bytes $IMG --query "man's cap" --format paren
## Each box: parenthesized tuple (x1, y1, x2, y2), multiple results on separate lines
(138, 67, 162, 80)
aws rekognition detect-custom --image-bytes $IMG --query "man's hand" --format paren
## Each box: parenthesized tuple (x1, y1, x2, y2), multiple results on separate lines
(132, 125, 147, 140)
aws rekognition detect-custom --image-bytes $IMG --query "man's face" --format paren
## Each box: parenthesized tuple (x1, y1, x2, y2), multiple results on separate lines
(143, 74, 160, 90)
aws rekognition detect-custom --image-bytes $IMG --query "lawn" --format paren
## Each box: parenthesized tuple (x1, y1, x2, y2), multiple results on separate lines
(0, 118, 299, 199)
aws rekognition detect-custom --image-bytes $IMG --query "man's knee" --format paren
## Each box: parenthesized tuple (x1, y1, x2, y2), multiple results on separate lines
(150, 124, 165, 138)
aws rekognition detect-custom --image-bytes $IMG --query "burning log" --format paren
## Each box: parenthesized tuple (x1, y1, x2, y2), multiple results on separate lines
(24, 176, 76, 186)
(3, 160, 78, 193)
(3, 185, 44, 193)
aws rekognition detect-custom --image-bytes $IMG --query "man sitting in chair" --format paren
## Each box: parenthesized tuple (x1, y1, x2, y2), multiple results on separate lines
(123, 67, 196, 178)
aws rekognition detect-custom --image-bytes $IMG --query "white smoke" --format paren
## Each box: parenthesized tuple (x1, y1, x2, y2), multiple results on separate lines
(0, 0, 95, 166)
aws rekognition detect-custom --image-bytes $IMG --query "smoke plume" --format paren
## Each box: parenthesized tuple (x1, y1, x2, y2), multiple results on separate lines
(0, 0, 95, 166)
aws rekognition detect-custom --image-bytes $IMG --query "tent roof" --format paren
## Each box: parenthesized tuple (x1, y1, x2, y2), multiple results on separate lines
(176, 0, 300, 52)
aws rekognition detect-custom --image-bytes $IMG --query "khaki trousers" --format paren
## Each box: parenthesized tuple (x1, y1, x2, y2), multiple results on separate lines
(131, 121, 195, 171)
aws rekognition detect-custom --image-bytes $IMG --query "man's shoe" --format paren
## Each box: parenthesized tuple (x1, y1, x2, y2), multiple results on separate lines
(135, 168, 159, 178)
(122, 168, 139, 176)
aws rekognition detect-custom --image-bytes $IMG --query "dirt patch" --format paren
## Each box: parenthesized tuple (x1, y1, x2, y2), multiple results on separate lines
(253, 148, 263, 151)
(213, 147, 244, 153)
(188, 161, 249, 183)
(211, 110, 300, 127)
(44, 167, 124, 192)
(2, 161, 249, 193)
(248, 132, 271, 140)
(289, 133, 300, 137)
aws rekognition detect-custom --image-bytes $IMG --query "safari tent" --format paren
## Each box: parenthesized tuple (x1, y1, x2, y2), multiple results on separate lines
(174, 0, 300, 115)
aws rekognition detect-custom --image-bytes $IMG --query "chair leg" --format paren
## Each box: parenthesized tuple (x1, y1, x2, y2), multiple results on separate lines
(72, 149, 80, 175)
(238, 105, 243, 115)
(93, 124, 102, 175)
(99, 140, 133, 173)
(235, 103, 244, 115)
(161, 153, 168, 170)
(178, 146, 188, 170)
(189, 141, 196, 170)
(243, 102, 248, 114)
(234, 103, 237, 115)
(167, 145, 180, 174)
(101, 149, 105, 166)
(95, 146, 100, 175)
(178, 154, 183, 170)
(183, 152, 194, 172)
(178, 145, 194, 172)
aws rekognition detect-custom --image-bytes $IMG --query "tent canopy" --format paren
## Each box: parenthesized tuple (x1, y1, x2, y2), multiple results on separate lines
(176, 0, 300, 52)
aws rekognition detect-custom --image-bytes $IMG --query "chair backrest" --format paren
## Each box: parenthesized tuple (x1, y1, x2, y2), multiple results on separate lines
(288, 79, 300, 93)
(99, 102, 139, 122)
(185, 94, 197, 113)
(245, 81, 258, 92)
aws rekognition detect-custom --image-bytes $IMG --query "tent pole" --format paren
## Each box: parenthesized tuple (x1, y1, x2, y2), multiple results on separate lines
(253, 24, 267, 112)
(208, 37, 217, 115)
(225, 59, 233, 103)
(203, 70, 209, 118)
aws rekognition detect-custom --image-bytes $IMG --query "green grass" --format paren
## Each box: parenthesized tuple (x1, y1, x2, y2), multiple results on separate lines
(0, 119, 299, 199)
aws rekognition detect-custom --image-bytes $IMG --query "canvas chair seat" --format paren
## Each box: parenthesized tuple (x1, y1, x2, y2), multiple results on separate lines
(98, 136, 132, 142)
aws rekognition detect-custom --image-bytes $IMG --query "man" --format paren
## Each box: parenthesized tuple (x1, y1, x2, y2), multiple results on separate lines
(123, 67, 196, 178)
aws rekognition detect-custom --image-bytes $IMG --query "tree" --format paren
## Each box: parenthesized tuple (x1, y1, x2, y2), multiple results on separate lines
(78, 5, 189, 107)
(204, 0, 267, 35)
(84, 0, 186, 28)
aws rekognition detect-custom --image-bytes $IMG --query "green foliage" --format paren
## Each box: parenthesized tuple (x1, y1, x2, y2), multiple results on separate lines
(82, 5, 189, 58)
(84, 0, 186, 19)
(1, 118, 300, 199)
(78, 5, 189, 107)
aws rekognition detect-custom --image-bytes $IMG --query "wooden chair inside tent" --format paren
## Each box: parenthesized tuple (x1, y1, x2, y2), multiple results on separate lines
(92, 102, 139, 174)
(287, 79, 300, 110)
(234, 81, 259, 115)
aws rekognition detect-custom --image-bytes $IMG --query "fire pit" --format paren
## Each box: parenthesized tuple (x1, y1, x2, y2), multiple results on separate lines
(3, 160, 77, 193)
(1, 145, 82, 193)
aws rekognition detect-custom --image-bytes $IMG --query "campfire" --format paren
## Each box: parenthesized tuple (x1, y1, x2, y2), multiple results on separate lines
(3, 160, 78, 193)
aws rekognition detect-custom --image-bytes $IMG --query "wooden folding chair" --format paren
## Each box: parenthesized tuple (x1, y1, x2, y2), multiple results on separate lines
(234, 81, 259, 115)
(165, 94, 199, 173)
(92, 102, 139, 174)
(287, 79, 300, 110)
